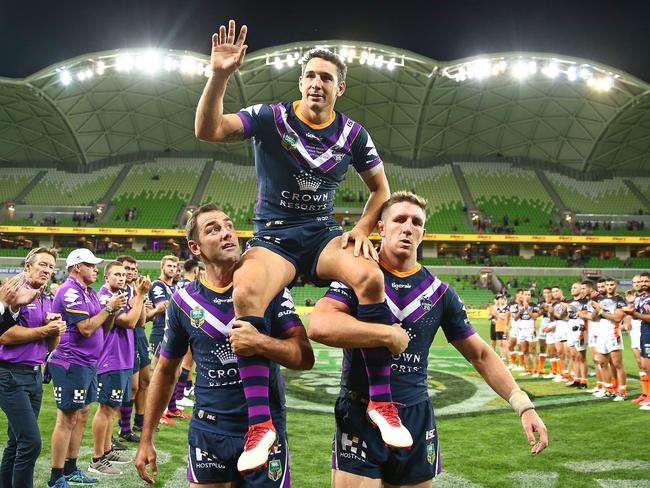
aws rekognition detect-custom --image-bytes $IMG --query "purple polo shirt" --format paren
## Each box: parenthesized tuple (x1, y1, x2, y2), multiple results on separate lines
(0, 290, 52, 367)
(51, 277, 104, 367)
(96, 285, 134, 374)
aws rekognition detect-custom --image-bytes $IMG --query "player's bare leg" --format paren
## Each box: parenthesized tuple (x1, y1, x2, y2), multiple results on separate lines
(317, 236, 413, 448)
(333, 470, 382, 488)
(610, 350, 627, 399)
(231, 247, 296, 472)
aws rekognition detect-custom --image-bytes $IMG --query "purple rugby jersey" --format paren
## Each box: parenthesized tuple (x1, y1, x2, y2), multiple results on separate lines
(160, 277, 302, 436)
(325, 263, 476, 407)
(96, 285, 134, 374)
(51, 277, 104, 367)
(236, 101, 383, 227)
(0, 290, 52, 367)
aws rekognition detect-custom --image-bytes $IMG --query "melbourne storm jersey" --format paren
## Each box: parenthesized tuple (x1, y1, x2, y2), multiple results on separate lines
(635, 294, 650, 331)
(325, 263, 475, 407)
(161, 276, 303, 435)
(52, 277, 103, 367)
(236, 101, 382, 227)
(97, 286, 134, 374)
(149, 279, 173, 337)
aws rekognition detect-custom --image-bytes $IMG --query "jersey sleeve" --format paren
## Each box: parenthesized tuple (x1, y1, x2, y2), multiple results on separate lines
(441, 286, 476, 342)
(322, 281, 358, 312)
(350, 126, 383, 174)
(269, 288, 304, 337)
(149, 282, 168, 305)
(236, 103, 273, 140)
(160, 298, 189, 359)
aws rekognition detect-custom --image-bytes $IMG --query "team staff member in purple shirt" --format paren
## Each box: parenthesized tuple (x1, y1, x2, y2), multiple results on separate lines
(46, 249, 127, 488)
(89, 261, 152, 475)
(0, 248, 66, 488)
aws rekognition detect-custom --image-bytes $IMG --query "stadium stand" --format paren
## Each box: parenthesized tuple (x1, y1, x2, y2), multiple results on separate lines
(23, 166, 121, 205)
(546, 172, 644, 215)
(0, 168, 40, 203)
(109, 158, 207, 227)
(201, 162, 257, 229)
(460, 163, 557, 234)
(385, 164, 470, 233)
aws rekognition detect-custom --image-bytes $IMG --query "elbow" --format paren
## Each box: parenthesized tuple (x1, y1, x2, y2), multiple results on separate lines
(78, 328, 92, 338)
(195, 126, 218, 142)
(296, 349, 315, 371)
(306, 319, 327, 344)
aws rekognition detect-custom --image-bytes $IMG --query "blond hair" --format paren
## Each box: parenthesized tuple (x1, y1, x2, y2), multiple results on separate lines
(24, 247, 59, 267)
(379, 191, 428, 219)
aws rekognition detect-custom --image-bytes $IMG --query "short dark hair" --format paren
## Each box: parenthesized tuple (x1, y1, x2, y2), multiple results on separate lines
(596, 277, 607, 284)
(301, 48, 347, 82)
(185, 203, 224, 242)
(581, 280, 594, 288)
(184, 259, 199, 273)
(115, 254, 137, 265)
(542, 286, 552, 291)
(641, 272, 650, 279)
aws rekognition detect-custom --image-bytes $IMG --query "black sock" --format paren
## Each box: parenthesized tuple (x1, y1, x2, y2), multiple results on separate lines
(92, 456, 102, 463)
(104, 450, 112, 457)
(63, 458, 77, 476)
(49, 468, 64, 485)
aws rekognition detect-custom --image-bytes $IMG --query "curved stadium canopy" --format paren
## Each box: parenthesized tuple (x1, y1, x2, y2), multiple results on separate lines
(0, 41, 649, 173)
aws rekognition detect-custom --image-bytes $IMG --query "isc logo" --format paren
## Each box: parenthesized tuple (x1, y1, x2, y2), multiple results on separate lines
(425, 429, 436, 441)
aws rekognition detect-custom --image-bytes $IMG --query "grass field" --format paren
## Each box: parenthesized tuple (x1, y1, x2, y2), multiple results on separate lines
(1, 318, 649, 487)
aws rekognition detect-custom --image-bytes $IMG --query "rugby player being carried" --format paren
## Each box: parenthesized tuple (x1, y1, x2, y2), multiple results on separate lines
(195, 20, 410, 472)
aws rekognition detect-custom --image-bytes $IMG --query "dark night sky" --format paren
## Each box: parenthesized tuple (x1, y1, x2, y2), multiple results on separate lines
(2, 0, 650, 81)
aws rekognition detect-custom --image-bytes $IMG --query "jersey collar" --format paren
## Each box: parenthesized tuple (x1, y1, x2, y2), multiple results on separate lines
(293, 101, 336, 129)
(379, 258, 421, 278)
(200, 275, 233, 294)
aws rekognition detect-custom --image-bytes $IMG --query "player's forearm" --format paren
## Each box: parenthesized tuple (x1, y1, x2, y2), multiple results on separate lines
(255, 335, 314, 370)
(308, 311, 394, 349)
(116, 296, 145, 329)
(355, 184, 390, 235)
(0, 324, 46, 345)
(47, 334, 60, 351)
(195, 72, 230, 141)
(137, 306, 147, 326)
(140, 358, 182, 443)
(77, 310, 111, 337)
(455, 334, 519, 401)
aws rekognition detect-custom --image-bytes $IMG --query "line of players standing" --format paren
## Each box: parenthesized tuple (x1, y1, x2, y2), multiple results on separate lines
(0, 247, 200, 488)
(488, 273, 650, 411)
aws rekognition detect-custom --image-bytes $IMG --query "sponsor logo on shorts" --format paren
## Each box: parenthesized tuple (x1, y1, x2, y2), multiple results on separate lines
(53, 386, 62, 402)
(194, 447, 226, 470)
(73, 389, 86, 403)
(427, 442, 436, 464)
(110, 389, 123, 401)
(268, 459, 283, 481)
(340, 433, 367, 461)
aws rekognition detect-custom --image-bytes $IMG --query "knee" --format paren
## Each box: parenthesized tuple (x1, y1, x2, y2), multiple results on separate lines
(139, 374, 150, 391)
(57, 411, 77, 430)
(232, 283, 262, 311)
(346, 265, 384, 301)
(21, 435, 41, 459)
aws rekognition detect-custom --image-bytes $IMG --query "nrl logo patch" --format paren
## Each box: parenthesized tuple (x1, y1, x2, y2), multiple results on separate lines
(268, 459, 282, 481)
(427, 442, 436, 464)
(281, 132, 298, 150)
(190, 306, 205, 328)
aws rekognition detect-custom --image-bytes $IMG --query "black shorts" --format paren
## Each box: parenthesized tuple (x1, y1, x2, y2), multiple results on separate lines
(97, 369, 132, 407)
(48, 359, 97, 410)
(187, 427, 290, 486)
(332, 394, 440, 484)
(134, 328, 151, 371)
(247, 218, 343, 284)
(490, 324, 507, 341)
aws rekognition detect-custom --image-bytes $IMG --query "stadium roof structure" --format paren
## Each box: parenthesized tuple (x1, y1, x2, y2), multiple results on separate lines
(1, 41, 649, 173)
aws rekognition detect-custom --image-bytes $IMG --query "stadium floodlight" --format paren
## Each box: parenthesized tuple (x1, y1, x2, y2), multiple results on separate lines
(511, 60, 529, 80)
(164, 56, 175, 71)
(84, 68, 93, 80)
(346, 49, 355, 64)
(59, 69, 72, 86)
(374, 54, 384, 68)
(542, 62, 559, 79)
(141, 51, 162, 74)
(359, 50, 368, 65)
(273, 56, 283, 69)
(472, 59, 491, 80)
(567, 66, 577, 81)
(286, 54, 295, 67)
(386, 57, 396, 70)
(116, 53, 134, 72)
(528, 61, 537, 75)
(180, 56, 195, 74)
(96, 61, 105, 76)
(77, 71, 86, 81)
(367, 52, 377, 66)
(579, 67, 592, 80)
